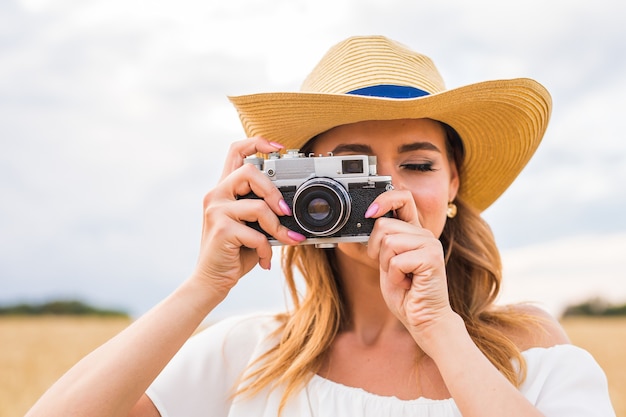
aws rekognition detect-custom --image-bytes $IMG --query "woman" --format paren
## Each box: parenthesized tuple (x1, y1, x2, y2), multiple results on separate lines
(27, 36, 615, 417)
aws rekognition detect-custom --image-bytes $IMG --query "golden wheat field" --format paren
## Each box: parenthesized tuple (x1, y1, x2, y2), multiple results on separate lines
(1, 316, 624, 417)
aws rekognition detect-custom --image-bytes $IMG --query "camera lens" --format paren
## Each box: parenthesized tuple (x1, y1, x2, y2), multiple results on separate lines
(307, 198, 331, 221)
(293, 178, 351, 236)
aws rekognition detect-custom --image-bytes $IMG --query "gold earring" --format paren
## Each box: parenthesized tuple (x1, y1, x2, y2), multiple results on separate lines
(447, 202, 457, 218)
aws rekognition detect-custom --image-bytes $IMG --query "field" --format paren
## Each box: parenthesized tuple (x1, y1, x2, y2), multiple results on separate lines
(0, 317, 131, 417)
(1, 316, 624, 417)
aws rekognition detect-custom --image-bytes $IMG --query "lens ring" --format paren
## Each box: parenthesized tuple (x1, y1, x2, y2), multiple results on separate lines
(293, 178, 351, 236)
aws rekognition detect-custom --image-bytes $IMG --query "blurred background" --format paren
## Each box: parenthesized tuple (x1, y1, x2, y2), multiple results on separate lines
(2, 1, 626, 416)
(1, 0, 625, 321)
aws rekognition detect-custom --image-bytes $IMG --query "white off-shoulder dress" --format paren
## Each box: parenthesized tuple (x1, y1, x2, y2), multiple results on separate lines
(146, 313, 616, 417)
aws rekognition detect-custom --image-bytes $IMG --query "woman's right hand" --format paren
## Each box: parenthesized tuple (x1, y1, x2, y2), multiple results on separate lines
(191, 136, 305, 300)
(25, 136, 306, 417)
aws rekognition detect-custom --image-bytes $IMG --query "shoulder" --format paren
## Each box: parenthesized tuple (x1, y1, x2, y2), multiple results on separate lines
(494, 304, 571, 351)
(519, 343, 615, 414)
(196, 312, 284, 350)
(162, 312, 283, 372)
(145, 314, 284, 417)
(206, 311, 283, 333)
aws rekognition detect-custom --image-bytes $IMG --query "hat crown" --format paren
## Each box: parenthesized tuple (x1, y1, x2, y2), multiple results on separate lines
(300, 35, 446, 96)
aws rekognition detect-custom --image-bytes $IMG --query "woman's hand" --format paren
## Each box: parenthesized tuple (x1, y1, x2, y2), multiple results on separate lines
(192, 137, 305, 300)
(25, 136, 308, 417)
(364, 190, 458, 354)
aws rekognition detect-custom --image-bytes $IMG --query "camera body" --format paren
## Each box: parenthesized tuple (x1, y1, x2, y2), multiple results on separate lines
(242, 149, 393, 248)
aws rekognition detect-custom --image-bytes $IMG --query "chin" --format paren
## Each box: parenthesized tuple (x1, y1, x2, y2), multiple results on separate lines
(335, 241, 379, 269)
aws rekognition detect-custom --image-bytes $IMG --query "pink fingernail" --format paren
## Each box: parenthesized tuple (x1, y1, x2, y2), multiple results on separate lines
(269, 141, 284, 149)
(364, 203, 379, 218)
(279, 199, 292, 216)
(287, 230, 306, 242)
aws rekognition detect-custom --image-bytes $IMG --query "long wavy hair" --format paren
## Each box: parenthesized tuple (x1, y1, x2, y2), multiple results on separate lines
(236, 121, 536, 411)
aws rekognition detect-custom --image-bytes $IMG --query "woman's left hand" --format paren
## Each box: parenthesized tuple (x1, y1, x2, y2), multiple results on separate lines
(365, 190, 460, 354)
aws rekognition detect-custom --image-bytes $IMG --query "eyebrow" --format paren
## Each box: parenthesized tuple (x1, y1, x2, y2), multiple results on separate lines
(398, 142, 441, 153)
(331, 142, 441, 155)
(331, 144, 373, 154)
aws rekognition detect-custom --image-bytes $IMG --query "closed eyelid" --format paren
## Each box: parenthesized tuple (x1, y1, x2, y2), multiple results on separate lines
(399, 155, 438, 165)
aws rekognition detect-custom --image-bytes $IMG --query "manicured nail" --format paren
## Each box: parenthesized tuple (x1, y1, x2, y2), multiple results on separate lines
(259, 259, 271, 271)
(269, 141, 284, 149)
(287, 230, 306, 242)
(279, 199, 292, 216)
(364, 203, 379, 218)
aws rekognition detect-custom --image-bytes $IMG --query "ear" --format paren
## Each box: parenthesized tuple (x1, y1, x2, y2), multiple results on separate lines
(448, 160, 460, 202)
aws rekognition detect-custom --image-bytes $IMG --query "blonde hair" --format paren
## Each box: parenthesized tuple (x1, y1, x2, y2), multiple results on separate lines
(236, 123, 536, 411)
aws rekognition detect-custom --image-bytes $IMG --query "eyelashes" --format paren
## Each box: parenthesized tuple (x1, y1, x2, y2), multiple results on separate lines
(399, 162, 438, 172)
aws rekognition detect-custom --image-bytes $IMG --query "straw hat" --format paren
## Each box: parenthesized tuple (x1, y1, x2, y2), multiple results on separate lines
(229, 35, 551, 212)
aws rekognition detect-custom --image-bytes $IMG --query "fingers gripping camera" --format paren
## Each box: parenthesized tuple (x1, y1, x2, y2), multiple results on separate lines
(241, 149, 393, 248)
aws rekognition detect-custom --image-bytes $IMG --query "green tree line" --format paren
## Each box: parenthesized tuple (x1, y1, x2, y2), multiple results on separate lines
(0, 299, 128, 317)
(1, 297, 624, 319)
(561, 297, 626, 318)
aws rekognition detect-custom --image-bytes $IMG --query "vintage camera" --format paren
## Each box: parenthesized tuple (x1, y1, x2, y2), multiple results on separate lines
(242, 149, 393, 248)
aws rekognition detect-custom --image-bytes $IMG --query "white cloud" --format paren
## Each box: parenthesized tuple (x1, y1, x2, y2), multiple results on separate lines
(499, 233, 626, 317)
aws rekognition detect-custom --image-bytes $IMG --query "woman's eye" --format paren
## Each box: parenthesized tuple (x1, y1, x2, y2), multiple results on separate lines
(400, 163, 435, 172)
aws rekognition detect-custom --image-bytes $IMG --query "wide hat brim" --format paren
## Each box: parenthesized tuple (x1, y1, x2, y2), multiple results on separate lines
(229, 77, 551, 212)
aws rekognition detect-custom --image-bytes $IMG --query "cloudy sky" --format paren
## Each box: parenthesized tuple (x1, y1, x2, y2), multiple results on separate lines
(1, 0, 625, 320)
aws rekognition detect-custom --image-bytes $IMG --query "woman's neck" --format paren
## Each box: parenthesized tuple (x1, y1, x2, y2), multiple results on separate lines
(320, 247, 434, 400)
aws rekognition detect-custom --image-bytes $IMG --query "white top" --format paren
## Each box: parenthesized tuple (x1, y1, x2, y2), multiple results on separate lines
(146, 313, 616, 417)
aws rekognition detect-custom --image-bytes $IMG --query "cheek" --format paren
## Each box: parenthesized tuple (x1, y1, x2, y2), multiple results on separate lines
(409, 187, 449, 237)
